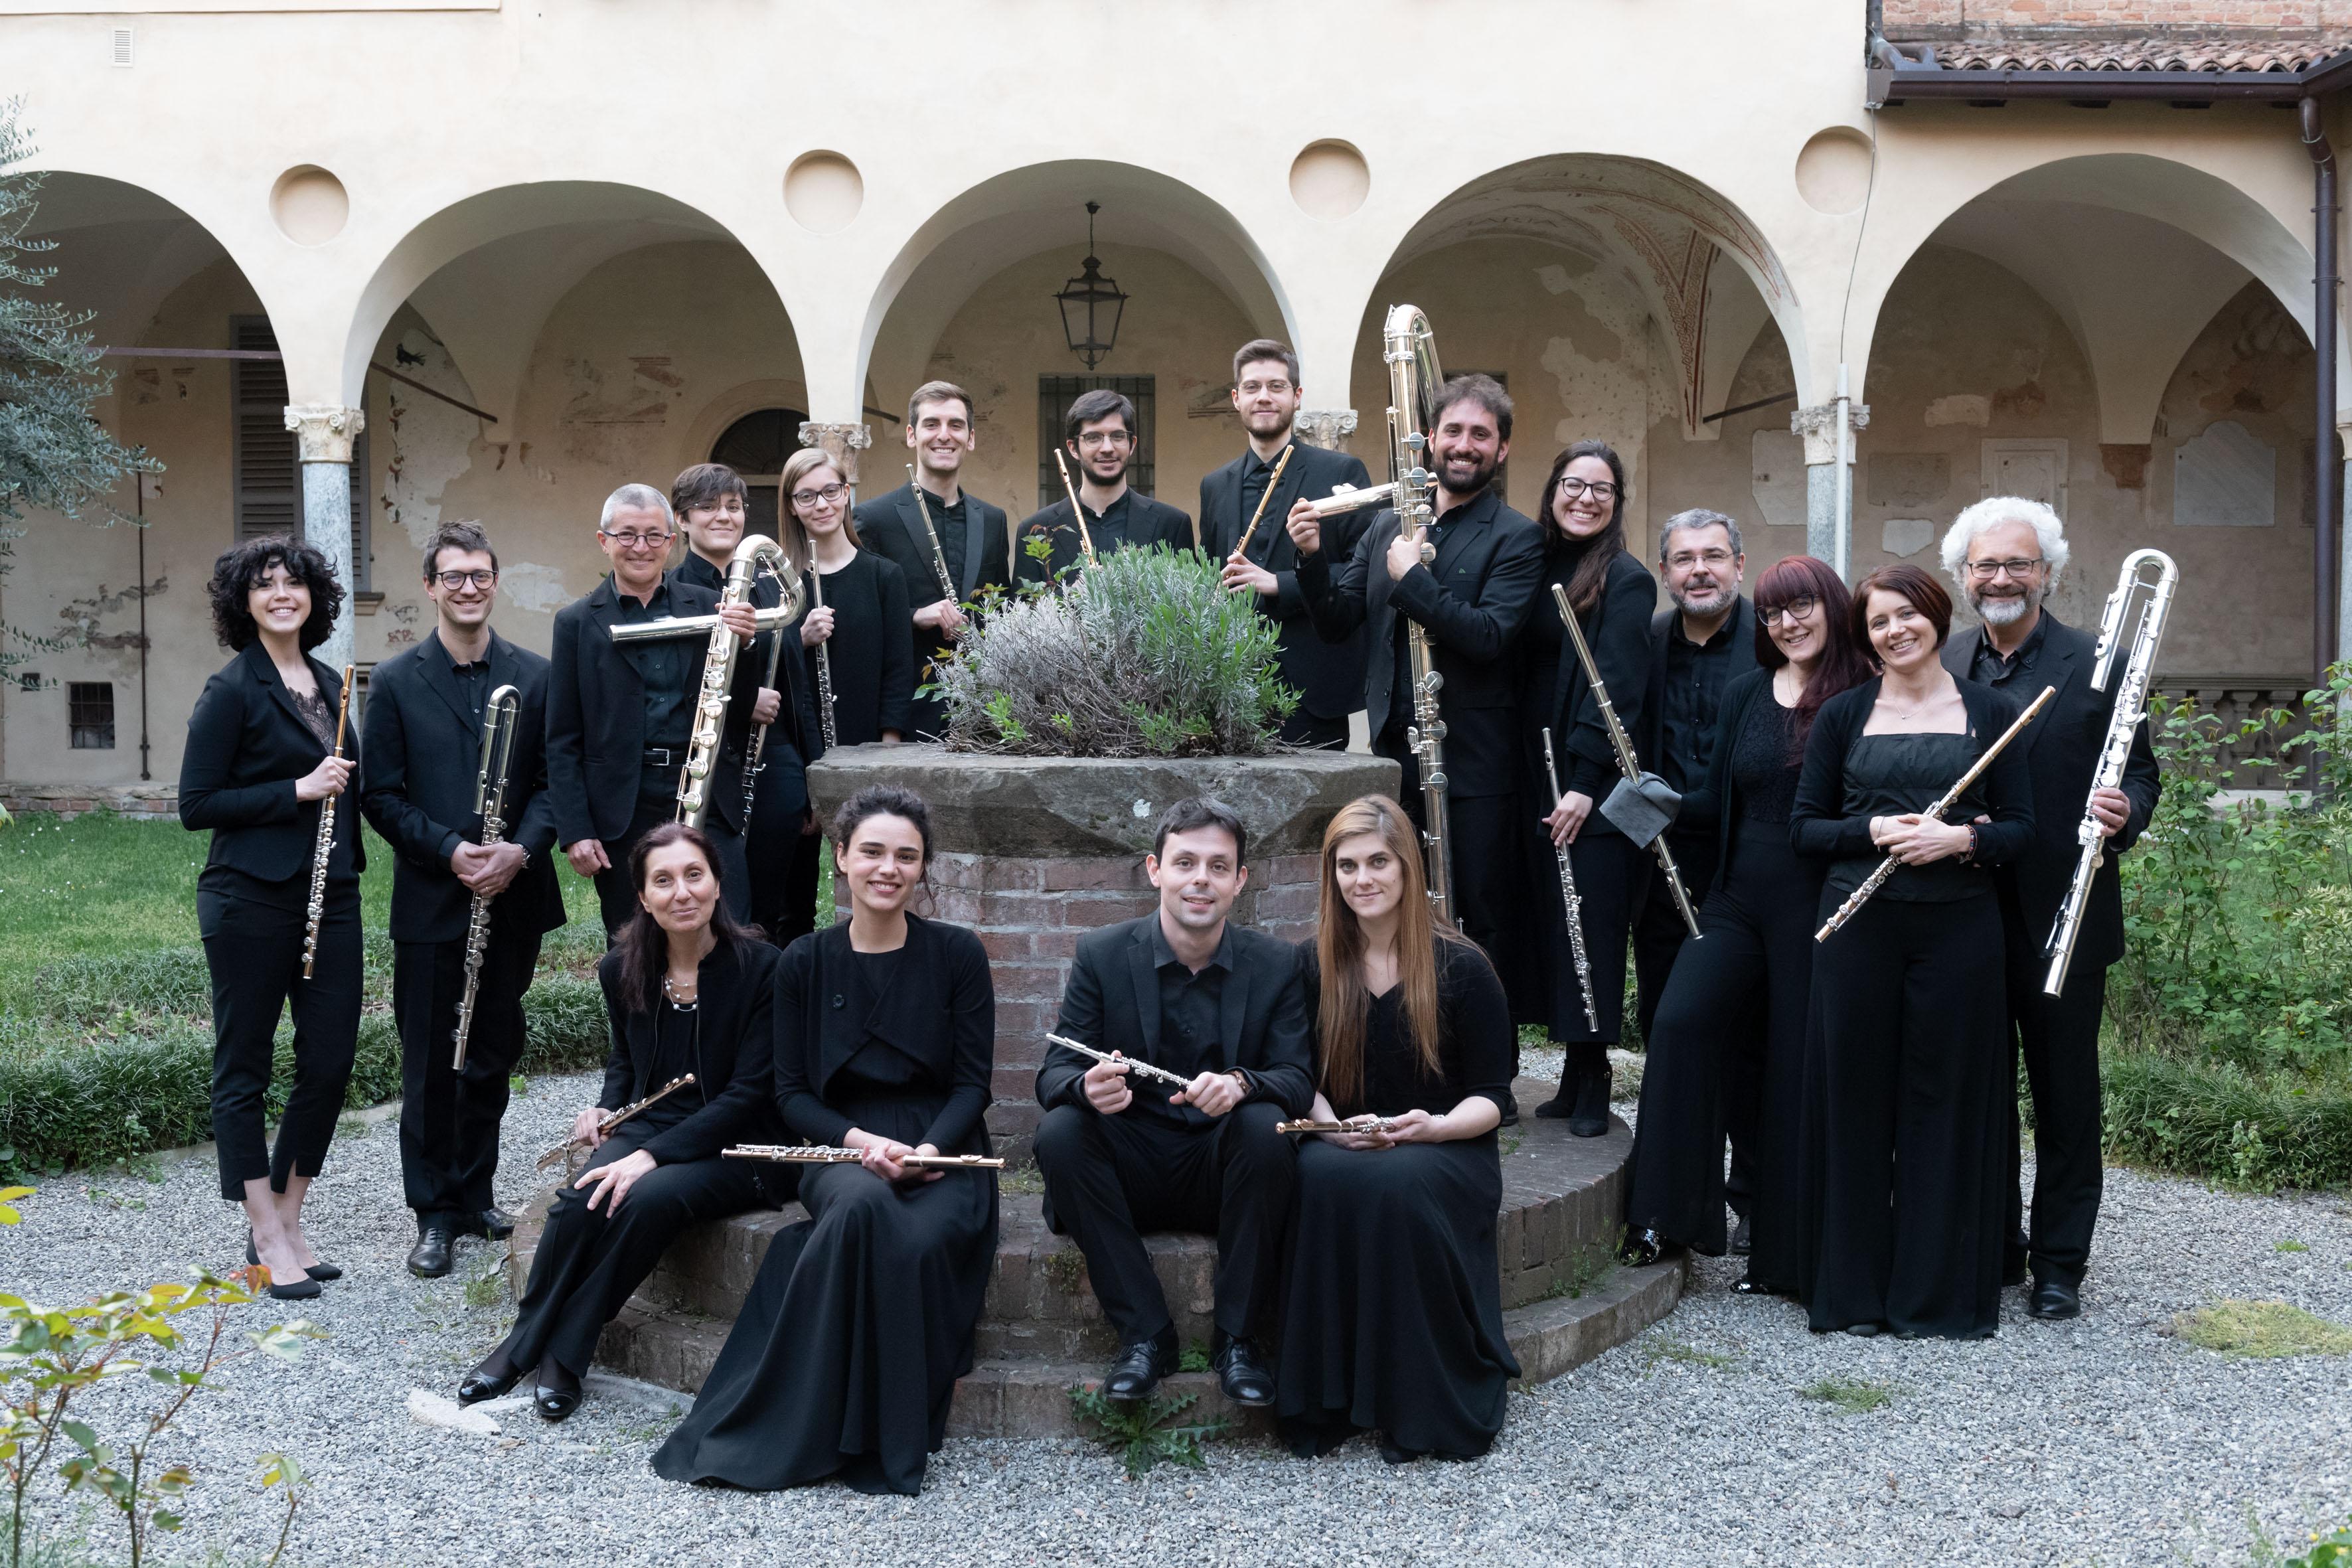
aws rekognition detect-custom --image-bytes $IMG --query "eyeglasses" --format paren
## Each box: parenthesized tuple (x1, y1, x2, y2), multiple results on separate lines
(1555, 479, 1619, 502)
(1235, 378, 1294, 396)
(433, 569, 497, 591)
(1667, 549, 1735, 570)
(601, 530, 672, 550)
(1966, 557, 2045, 580)
(1759, 595, 1819, 626)
(1074, 431, 1133, 450)
(790, 482, 849, 509)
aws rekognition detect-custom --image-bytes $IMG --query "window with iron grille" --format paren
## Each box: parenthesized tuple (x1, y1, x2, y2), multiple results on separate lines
(1037, 375, 1155, 512)
(231, 316, 370, 589)
(68, 682, 114, 749)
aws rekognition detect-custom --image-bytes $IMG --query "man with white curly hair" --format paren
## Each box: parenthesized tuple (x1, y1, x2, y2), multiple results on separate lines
(1938, 495, 2160, 1322)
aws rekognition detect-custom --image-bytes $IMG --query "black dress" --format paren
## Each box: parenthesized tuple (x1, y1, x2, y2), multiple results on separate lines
(653, 917, 998, 1496)
(1279, 937, 1521, 1461)
(1625, 669, 1820, 1289)
(1790, 678, 2035, 1339)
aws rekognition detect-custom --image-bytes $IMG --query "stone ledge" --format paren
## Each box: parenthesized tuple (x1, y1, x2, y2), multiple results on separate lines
(1, 783, 179, 821)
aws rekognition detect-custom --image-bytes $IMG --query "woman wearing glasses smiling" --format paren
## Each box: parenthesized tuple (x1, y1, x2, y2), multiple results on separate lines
(773, 447, 915, 945)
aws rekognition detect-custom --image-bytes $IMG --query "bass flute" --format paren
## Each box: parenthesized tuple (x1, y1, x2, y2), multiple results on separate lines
(301, 663, 355, 980)
(451, 682, 522, 1071)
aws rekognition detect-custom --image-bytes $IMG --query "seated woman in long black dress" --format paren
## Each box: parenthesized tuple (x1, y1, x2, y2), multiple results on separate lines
(654, 784, 997, 1496)
(459, 823, 784, 1420)
(1791, 564, 2035, 1340)
(1280, 795, 1520, 1463)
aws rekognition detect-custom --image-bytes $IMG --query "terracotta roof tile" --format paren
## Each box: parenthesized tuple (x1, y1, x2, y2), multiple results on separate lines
(1907, 35, 2351, 73)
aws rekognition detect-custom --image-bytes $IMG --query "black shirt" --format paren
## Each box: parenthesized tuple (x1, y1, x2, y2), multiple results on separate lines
(612, 577, 692, 757)
(1236, 450, 1277, 548)
(1966, 613, 2050, 690)
(428, 633, 493, 724)
(1659, 611, 1743, 794)
(635, 998, 703, 1134)
(914, 489, 967, 595)
(1144, 916, 1230, 1123)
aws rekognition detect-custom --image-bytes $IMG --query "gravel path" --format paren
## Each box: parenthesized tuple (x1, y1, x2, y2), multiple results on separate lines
(5, 1066, 2347, 1567)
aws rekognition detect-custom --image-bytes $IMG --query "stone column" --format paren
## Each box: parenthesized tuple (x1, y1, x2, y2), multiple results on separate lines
(797, 420, 874, 493)
(1292, 408, 1359, 451)
(1792, 399, 1869, 579)
(285, 404, 364, 670)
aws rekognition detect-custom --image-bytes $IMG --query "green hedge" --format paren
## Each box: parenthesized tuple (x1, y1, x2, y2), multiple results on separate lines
(0, 945, 609, 1178)
(2100, 1048, 2352, 1193)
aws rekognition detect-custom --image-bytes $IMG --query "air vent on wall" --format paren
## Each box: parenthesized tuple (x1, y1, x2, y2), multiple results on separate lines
(110, 27, 133, 67)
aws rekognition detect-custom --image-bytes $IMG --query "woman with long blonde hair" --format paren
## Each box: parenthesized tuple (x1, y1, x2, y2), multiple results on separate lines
(1278, 795, 1520, 1462)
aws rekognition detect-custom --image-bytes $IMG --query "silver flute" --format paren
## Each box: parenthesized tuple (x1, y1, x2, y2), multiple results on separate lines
(724, 1144, 1004, 1171)
(451, 683, 522, 1071)
(301, 663, 355, 980)
(1541, 726, 1601, 1032)
(1044, 1033, 1195, 1089)
(808, 561, 838, 750)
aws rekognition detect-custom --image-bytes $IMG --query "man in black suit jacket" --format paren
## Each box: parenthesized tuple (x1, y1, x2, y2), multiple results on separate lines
(361, 522, 568, 1277)
(852, 380, 1012, 740)
(1014, 387, 1192, 584)
(1032, 799, 1313, 1409)
(1938, 499, 2159, 1321)
(1206, 339, 1375, 749)
(1288, 376, 1545, 982)
(548, 483, 763, 936)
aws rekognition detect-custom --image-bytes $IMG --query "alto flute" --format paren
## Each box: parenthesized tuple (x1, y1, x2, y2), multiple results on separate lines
(904, 463, 958, 603)
(724, 1144, 1004, 1171)
(451, 682, 522, 1071)
(1276, 1115, 1401, 1136)
(301, 663, 355, 980)
(1541, 726, 1601, 1032)
(1550, 583, 1700, 937)
(807, 558, 838, 750)
(535, 1074, 697, 1175)
(2043, 550, 2175, 996)
(1230, 442, 1294, 560)
(1045, 1033, 1196, 1090)
(1049, 447, 1100, 567)
(1814, 683, 2055, 942)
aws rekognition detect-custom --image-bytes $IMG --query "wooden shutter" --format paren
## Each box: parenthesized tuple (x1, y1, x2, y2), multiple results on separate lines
(229, 316, 370, 589)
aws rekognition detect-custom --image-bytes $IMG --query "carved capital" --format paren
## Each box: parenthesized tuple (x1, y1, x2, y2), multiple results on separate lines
(1293, 409, 1360, 451)
(1790, 401, 1869, 467)
(284, 404, 365, 465)
(798, 421, 874, 485)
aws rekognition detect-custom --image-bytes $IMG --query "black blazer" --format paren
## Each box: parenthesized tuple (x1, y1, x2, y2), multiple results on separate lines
(1200, 443, 1375, 722)
(802, 549, 916, 750)
(1676, 666, 1820, 880)
(179, 642, 364, 887)
(1013, 491, 1194, 585)
(671, 552, 823, 771)
(1520, 548, 1659, 830)
(1940, 613, 2160, 973)
(595, 935, 783, 1165)
(358, 631, 564, 946)
(772, 917, 995, 1155)
(1036, 914, 1315, 1121)
(854, 483, 1012, 741)
(1790, 676, 2037, 883)
(1299, 488, 1545, 799)
(1639, 597, 1762, 793)
(546, 573, 760, 848)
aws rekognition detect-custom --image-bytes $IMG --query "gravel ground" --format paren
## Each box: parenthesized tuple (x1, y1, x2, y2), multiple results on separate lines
(5, 1065, 2349, 1567)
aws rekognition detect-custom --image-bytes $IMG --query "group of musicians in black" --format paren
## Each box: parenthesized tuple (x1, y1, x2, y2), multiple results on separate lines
(177, 338, 2158, 1490)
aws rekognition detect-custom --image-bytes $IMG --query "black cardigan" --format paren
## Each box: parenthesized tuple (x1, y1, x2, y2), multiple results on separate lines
(179, 642, 364, 888)
(771, 916, 995, 1154)
(1790, 676, 2037, 894)
(803, 548, 915, 751)
(1294, 933, 1515, 1119)
(1518, 546, 1658, 830)
(595, 935, 783, 1166)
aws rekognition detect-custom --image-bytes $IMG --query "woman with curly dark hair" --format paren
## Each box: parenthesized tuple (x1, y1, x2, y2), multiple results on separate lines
(179, 534, 360, 1300)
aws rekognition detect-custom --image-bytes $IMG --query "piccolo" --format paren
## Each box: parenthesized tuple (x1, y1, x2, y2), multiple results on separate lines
(1276, 1116, 1401, 1136)
(535, 1074, 696, 1174)
(1044, 1033, 1194, 1089)
(1814, 683, 2055, 942)
(724, 1145, 1004, 1171)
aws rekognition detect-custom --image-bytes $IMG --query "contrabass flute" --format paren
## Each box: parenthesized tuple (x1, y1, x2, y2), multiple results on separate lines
(535, 1074, 696, 1175)
(1381, 303, 1456, 923)
(2043, 550, 2176, 996)
(1550, 585, 1700, 937)
(451, 682, 522, 1070)
(301, 663, 355, 980)
(1814, 684, 2056, 942)
(725, 1145, 1003, 1171)
(1541, 726, 1600, 1032)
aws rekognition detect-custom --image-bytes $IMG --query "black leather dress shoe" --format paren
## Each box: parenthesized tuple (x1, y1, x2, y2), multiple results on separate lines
(1730, 1214, 1753, 1257)
(2027, 1277, 2081, 1320)
(479, 1207, 515, 1241)
(1619, 1227, 1662, 1267)
(457, 1357, 520, 1407)
(407, 1221, 455, 1279)
(1213, 1338, 1275, 1408)
(1731, 1274, 1766, 1295)
(1102, 1338, 1174, 1403)
(533, 1362, 582, 1423)
(248, 1231, 340, 1281)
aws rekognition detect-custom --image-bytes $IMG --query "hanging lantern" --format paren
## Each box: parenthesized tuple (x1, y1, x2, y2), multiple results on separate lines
(1054, 202, 1127, 369)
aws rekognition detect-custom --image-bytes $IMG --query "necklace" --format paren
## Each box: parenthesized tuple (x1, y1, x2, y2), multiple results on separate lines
(662, 975, 698, 1010)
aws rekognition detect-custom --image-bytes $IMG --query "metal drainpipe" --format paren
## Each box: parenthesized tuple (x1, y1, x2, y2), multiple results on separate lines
(2304, 97, 2341, 678)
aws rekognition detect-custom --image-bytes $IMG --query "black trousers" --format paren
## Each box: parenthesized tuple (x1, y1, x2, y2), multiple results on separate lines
(1800, 892, 2007, 1340)
(1279, 708, 1350, 750)
(1630, 828, 1753, 1210)
(592, 794, 751, 939)
(744, 742, 811, 945)
(775, 828, 826, 948)
(198, 884, 362, 1203)
(1032, 1101, 1298, 1346)
(2005, 938, 2109, 1287)
(498, 1121, 775, 1380)
(393, 917, 544, 1226)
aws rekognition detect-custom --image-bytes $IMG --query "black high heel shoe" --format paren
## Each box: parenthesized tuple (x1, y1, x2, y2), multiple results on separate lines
(248, 1231, 340, 1282)
(459, 1352, 520, 1406)
(533, 1360, 582, 1423)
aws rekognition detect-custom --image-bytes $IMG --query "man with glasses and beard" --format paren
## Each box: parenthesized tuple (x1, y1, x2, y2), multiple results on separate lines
(1205, 340, 1375, 749)
(1937, 496, 2159, 1322)
(1285, 375, 1545, 1089)
(360, 522, 566, 1277)
(1015, 388, 1194, 584)
(548, 483, 764, 937)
